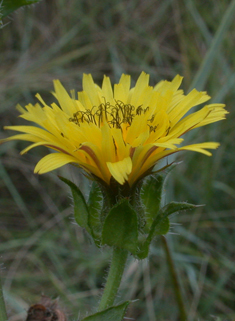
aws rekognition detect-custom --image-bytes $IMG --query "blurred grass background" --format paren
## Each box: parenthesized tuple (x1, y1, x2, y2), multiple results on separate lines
(0, 0, 235, 320)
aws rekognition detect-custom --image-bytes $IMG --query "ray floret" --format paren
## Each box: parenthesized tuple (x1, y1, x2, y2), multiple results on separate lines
(2, 72, 228, 187)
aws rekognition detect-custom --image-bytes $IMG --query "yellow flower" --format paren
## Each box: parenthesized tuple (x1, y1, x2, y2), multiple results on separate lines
(3, 72, 228, 187)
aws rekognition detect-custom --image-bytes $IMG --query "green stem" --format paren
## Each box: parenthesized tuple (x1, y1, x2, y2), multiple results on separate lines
(161, 236, 187, 321)
(98, 247, 128, 311)
(0, 277, 8, 321)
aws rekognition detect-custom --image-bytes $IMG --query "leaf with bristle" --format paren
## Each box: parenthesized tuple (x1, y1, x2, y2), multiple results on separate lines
(1, 0, 42, 19)
(102, 199, 138, 253)
(58, 176, 91, 234)
(87, 182, 103, 246)
(136, 202, 199, 259)
(81, 301, 131, 321)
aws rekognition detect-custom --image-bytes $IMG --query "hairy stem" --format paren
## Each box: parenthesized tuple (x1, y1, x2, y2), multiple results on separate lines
(98, 247, 128, 311)
(161, 236, 187, 321)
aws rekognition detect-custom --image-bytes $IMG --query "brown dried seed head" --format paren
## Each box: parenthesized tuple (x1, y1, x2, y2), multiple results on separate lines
(26, 297, 67, 321)
(26, 304, 53, 321)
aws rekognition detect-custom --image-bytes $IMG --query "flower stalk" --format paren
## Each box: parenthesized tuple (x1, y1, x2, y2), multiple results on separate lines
(98, 247, 128, 311)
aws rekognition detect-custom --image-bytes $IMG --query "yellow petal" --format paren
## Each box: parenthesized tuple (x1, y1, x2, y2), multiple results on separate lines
(4, 125, 59, 142)
(107, 157, 132, 185)
(119, 74, 131, 96)
(179, 142, 220, 156)
(53, 80, 77, 115)
(34, 153, 78, 174)
(169, 89, 210, 127)
(153, 75, 183, 93)
(78, 91, 93, 110)
(2, 133, 42, 144)
(82, 74, 102, 106)
(102, 75, 115, 104)
(114, 83, 128, 103)
(101, 122, 116, 162)
(130, 72, 150, 106)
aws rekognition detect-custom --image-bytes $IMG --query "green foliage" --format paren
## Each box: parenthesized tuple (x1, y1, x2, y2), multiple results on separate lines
(87, 182, 103, 246)
(136, 202, 197, 259)
(141, 173, 171, 237)
(58, 176, 91, 234)
(153, 217, 170, 235)
(58, 171, 197, 262)
(59, 173, 187, 257)
(146, 202, 198, 242)
(141, 175, 164, 229)
(0, 0, 42, 19)
(102, 199, 138, 253)
(81, 301, 131, 321)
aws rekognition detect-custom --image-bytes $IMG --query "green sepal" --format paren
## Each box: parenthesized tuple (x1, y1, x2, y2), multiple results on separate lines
(58, 176, 91, 234)
(136, 202, 198, 259)
(81, 301, 131, 321)
(141, 175, 164, 229)
(102, 198, 138, 253)
(0, 0, 42, 19)
(129, 180, 146, 230)
(87, 182, 103, 246)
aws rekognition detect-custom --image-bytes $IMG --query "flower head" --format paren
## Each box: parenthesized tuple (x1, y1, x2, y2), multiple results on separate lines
(3, 72, 227, 187)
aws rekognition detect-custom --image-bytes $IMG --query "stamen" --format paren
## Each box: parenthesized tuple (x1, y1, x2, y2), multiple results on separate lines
(165, 126, 171, 135)
(69, 101, 154, 133)
(112, 138, 117, 156)
(148, 115, 155, 123)
(147, 125, 158, 133)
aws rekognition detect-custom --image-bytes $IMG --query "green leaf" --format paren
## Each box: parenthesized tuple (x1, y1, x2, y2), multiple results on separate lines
(58, 176, 91, 234)
(136, 202, 198, 259)
(87, 182, 103, 246)
(135, 239, 149, 260)
(81, 301, 131, 321)
(1, 0, 42, 18)
(148, 201, 198, 242)
(102, 199, 138, 253)
(154, 217, 170, 235)
(141, 175, 164, 229)
(160, 201, 198, 216)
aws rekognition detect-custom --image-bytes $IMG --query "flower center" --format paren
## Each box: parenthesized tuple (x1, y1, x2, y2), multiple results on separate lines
(69, 100, 151, 129)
